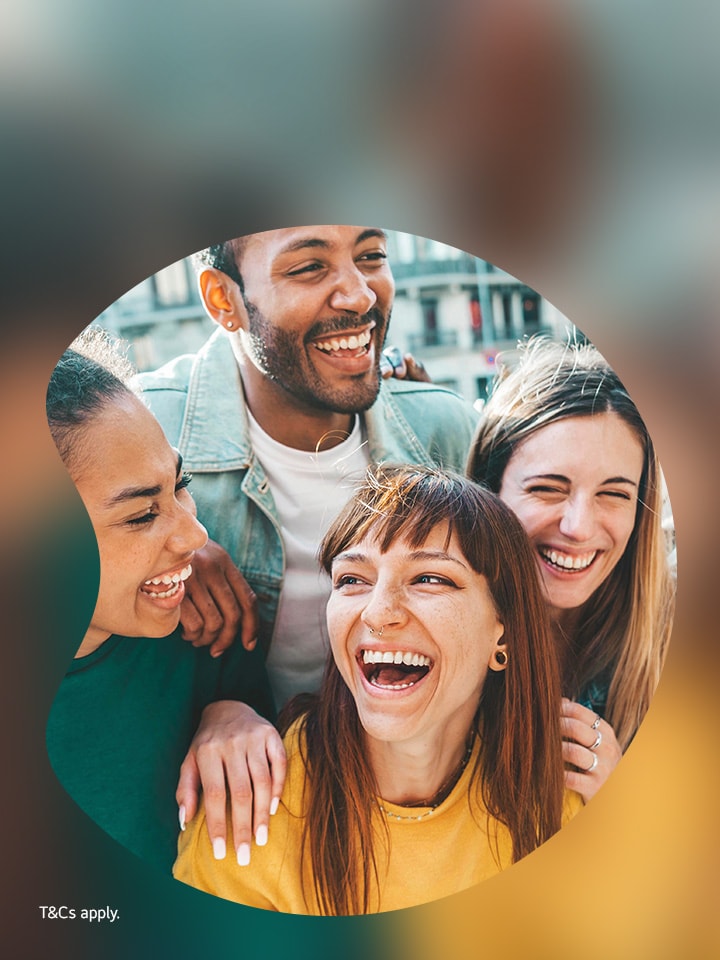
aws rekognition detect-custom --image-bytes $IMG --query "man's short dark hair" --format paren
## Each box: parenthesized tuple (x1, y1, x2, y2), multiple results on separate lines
(192, 237, 246, 293)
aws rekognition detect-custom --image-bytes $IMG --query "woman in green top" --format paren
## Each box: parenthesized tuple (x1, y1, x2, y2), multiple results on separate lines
(45, 329, 275, 870)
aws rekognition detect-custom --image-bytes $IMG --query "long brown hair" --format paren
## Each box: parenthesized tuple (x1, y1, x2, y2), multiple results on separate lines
(281, 464, 565, 915)
(467, 336, 675, 748)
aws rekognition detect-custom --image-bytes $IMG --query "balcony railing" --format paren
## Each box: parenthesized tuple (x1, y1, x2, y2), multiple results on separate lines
(391, 256, 484, 282)
(406, 329, 459, 352)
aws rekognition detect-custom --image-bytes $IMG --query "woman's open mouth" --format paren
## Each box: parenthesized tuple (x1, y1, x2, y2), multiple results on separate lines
(539, 547, 597, 574)
(358, 648, 433, 690)
(140, 563, 193, 599)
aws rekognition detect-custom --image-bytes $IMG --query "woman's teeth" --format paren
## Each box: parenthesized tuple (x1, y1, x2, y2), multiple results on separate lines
(314, 330, 372, 354)
(143, 564, 192, 598)
(362, 649, 431, 667)
(540, 549, 596, 571)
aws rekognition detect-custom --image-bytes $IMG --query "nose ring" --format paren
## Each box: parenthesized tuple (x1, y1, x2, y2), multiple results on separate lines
(369, 625, 384, 637)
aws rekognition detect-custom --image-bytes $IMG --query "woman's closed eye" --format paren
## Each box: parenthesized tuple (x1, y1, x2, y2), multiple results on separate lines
(125, 507, 160, 527)
(599, 489, 633, 501)
(527, 484, 566, 497)
(124, 473, 193, 527)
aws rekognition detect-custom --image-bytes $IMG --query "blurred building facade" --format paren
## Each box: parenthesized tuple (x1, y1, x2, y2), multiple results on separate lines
(386, 232, 568, 401)
(97, 230, 570, 404)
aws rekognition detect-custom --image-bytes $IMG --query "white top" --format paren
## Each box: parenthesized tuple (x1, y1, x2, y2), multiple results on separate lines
(246, 411, 371, 709)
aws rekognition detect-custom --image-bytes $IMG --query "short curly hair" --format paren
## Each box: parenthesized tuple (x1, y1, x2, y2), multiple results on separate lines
(46, 326, 136, 476)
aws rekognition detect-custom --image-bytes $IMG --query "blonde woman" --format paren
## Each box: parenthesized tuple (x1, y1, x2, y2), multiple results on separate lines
(467, 337, 675, 801)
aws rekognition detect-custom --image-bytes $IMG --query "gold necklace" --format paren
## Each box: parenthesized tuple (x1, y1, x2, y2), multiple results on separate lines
(376, 735, 475, 822)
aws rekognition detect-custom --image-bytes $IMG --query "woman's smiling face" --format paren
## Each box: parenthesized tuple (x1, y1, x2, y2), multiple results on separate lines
(326, 523, 506, 749)
(498, 412, 644, 618)
(72, 394, 208, 653)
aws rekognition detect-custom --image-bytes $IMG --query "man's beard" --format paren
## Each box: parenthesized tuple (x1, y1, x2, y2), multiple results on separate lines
(242, 298, 388, 414)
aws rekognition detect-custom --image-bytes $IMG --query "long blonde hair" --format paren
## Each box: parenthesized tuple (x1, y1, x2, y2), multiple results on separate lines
(467, 336, 675, 749)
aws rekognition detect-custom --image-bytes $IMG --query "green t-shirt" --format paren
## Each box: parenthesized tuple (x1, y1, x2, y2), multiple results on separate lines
(46, 630, 274, 873)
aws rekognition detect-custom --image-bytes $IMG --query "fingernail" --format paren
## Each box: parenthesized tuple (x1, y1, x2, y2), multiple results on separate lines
(212, 837, 226, 860)
(270, 797, 280, 816)
(255, 825, 268, 846)
(178, 805, 186, 832)
(211, 649, 223, 658)
(237, 843, 251, 866)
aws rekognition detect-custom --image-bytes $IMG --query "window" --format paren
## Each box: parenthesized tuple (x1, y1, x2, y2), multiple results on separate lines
(475, 376, 490, 401)
(522, 293, 541, 334)
(470, 295, 483, 343)
(421, 298, 438, 345)
(153, 261, 191, 307)
(392, 232, 416, 263)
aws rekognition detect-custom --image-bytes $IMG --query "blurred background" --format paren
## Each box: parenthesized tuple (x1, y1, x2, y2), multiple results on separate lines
(2, 0, 719, 958)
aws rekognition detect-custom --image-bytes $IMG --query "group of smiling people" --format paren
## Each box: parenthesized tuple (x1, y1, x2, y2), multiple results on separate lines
(46, 235, 674, 916)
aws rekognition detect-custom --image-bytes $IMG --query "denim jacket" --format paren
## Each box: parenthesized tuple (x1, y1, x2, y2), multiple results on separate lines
(134, 329, 478, 655)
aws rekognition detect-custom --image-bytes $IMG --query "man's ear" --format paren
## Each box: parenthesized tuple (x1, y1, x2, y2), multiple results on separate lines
(198, 269, 247, 331)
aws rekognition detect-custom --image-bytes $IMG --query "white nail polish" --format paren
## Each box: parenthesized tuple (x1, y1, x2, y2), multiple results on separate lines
(237, 843, 251, 866)
(255, 825, 268, 846)
(178, 805, 186, 831)
(212, 837, 226, 860)
(270, 797, 280, 816)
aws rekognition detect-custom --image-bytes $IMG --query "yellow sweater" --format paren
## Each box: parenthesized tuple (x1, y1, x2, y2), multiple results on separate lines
(174, 720, 581, 914)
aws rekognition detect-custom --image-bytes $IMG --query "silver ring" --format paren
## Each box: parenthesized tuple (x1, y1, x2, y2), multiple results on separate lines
(591, 714, 601, 730)
(369, 626, 384, 637)
(584, 753, 598, 773)
(383, 347, 403, 371)
(590, 731, 602, 750)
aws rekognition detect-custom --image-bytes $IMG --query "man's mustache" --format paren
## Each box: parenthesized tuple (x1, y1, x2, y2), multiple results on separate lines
(305, 306, 389, 342)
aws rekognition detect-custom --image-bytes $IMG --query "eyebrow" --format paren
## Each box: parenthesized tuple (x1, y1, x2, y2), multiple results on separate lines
(407, 549, 468, 568)
(524, 472, 638, 487)
(277, 228, 387, 256)
(103, 452, 183, 507)
(332, 548, 468, 569)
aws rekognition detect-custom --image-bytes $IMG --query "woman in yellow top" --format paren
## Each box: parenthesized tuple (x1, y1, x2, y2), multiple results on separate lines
(175, 465, 581, 914)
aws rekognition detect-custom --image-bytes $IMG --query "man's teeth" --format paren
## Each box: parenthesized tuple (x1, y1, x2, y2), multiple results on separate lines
(315, 330, 372, 353)
(540, 549, 596, 571)
(362, 649, 431, 667)
(144, 564, 193, 595)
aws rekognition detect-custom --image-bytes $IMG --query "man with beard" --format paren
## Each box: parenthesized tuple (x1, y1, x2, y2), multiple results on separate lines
(134, 225, 477, 865)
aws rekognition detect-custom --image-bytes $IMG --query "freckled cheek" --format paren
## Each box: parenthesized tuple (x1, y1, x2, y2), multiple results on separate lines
(327, 609, 356, 664)
(101, 541, 157, 597)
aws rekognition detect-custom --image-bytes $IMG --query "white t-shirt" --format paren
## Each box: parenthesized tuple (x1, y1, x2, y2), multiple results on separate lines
(246, 412, 370, 709)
